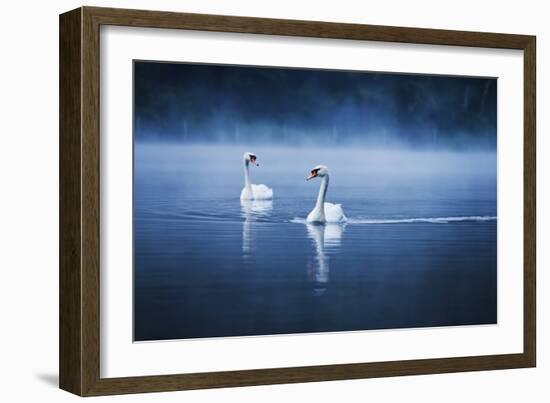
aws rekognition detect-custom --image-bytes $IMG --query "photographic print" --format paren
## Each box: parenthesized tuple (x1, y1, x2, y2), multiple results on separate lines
(133, 61, 497, 342)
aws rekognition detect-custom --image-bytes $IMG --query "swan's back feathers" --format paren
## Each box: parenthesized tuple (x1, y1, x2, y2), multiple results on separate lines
(251, 184, 273, 200)
(324, 202, 347, 223)
(240, 184, 273, 200)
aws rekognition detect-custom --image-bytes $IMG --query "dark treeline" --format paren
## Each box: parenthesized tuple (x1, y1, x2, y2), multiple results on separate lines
(134, 61, 496, 149)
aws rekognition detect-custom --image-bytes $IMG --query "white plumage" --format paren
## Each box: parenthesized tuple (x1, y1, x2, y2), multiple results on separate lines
(240, 183, 273, 200)
(307, 202, 346, 223)
(306, 165, 347, 224)
(240, 152, 273, 201)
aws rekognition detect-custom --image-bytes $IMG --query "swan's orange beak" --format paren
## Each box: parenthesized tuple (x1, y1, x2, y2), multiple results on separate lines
(306, 170, 318, 181)
(250, 156, 259, 166)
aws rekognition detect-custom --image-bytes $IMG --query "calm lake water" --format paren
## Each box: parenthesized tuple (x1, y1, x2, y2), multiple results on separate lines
(134, 144, 497, 341)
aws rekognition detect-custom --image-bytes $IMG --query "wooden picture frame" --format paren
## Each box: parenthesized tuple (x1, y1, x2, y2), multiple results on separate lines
(59, 6, 536, 396)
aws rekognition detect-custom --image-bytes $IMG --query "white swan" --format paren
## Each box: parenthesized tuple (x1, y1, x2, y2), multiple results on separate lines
(306, 165, 346, 223)
(240, 152, 273, 200)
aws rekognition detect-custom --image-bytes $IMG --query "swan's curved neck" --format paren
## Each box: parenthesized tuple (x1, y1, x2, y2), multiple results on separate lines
(315, 175, 329, 211)
(243, 159, 252, 191)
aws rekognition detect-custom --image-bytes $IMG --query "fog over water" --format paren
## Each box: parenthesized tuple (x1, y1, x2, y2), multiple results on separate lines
(134, 144, 496, 224)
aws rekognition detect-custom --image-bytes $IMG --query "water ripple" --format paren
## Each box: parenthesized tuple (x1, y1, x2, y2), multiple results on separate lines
(291, 216, 496, 225)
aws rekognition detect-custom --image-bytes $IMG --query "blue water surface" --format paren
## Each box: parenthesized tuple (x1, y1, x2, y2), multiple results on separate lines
(134, 144, 497, 341)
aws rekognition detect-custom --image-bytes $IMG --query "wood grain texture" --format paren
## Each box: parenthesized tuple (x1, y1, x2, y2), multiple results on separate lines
(59, 8, 82, 396)
(523, 38, 536, 367)
(59, 6, 537, 396)
(86, 354, 530, 396)
(81, 6, 102, 396)
(86, 6, 532, 49)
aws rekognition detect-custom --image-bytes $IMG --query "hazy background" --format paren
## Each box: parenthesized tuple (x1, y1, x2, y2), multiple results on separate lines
(134, 61, 496, 150)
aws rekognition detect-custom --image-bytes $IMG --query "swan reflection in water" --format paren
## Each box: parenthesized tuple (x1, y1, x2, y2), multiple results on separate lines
(306, 223, 345, 295)
(241, 199, 273, 259)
